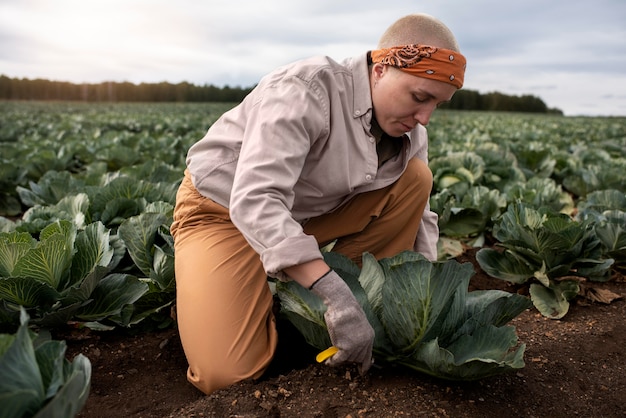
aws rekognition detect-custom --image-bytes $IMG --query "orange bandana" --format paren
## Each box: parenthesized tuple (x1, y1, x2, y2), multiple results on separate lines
(370, 44, 466, 89)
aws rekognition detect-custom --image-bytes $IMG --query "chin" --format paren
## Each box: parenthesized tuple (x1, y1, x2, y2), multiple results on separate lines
(381, 126, 402, 137)
(394, 127, 410, 136)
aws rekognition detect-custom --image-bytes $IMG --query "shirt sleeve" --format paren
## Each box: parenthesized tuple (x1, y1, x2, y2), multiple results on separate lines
(228, 75, 329, 280)
(415, 207, 439, 261)
(410, 125, 440, 261)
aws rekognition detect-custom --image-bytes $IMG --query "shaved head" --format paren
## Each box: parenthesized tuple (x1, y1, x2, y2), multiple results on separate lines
(378, 13, 460, 52)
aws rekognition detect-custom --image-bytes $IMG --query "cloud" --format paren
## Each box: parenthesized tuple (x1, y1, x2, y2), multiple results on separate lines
(1, 0, 625, 115)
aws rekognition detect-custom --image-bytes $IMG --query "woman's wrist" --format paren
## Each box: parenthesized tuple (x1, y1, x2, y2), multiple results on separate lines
(283, 258, 331, 289)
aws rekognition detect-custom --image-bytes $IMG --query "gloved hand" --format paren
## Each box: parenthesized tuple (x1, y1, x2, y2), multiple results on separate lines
(309, 269, 375, 374)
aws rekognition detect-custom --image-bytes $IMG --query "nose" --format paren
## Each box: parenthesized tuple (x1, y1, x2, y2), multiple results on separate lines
(413, 104, 437, 126)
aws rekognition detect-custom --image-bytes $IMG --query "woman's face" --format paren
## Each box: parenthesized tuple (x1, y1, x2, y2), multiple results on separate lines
(370, 64, 457, 136)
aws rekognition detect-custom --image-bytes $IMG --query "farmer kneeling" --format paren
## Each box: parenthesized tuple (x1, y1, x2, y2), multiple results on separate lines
(170, 12, 466, 395)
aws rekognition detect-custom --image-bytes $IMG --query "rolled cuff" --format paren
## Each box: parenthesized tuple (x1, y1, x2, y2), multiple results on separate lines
(261, 234, 324, 281)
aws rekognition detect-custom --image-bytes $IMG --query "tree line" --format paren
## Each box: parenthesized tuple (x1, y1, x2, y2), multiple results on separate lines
(0, 75, 252, 103)
(0, 75, 561, 114)
(440, 89, 562, 114)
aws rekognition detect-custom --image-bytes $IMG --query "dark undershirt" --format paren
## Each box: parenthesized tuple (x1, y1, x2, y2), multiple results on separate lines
(370, 118, 403, 167)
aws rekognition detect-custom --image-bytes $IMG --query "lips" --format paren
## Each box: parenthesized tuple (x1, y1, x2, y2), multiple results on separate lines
(401, 123, 413, 132)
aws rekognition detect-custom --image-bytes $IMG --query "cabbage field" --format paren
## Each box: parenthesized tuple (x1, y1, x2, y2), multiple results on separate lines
(1, 101, 625, 417)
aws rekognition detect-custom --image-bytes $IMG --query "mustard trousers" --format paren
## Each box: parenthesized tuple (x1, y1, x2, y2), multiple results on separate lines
(170, 158, 432, 395)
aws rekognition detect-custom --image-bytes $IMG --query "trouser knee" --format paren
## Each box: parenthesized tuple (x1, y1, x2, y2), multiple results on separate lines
(399, 157, 433, 196)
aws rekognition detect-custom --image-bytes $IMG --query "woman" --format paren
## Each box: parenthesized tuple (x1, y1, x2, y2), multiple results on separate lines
(171, 13, 466, 395)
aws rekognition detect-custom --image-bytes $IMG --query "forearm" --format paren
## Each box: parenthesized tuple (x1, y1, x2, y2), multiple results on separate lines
(283, 258, 331, 289)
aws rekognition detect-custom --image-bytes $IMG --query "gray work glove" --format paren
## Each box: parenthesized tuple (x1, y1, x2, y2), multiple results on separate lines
(310, 270, 375, 374)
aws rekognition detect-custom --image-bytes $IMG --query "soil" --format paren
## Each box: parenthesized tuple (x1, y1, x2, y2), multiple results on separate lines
(60, 248, 626, 418)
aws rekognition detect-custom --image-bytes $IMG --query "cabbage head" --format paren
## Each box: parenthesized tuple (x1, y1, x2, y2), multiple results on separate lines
(276, 251, 531, 380)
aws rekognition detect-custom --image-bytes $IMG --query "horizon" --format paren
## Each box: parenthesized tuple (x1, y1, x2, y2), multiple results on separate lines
(1, 75, 567, 114)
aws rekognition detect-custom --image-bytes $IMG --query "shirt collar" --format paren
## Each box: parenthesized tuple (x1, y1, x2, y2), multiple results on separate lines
(343, 52, 373, 121)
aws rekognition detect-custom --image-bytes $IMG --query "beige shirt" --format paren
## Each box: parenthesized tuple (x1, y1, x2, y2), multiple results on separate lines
(186, 52, 439, 278)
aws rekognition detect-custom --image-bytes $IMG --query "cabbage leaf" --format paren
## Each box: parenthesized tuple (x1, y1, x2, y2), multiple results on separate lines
(0, 308, 91, 418)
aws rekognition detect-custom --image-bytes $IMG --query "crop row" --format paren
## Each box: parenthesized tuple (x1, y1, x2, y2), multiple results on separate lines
(1, 102, 624, 330)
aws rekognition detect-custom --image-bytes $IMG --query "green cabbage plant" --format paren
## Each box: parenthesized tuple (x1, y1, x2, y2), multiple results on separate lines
(277, 251, 531, 380)
(430, 151, 485, 198)
(0, 308, 91, 418)
(16, 164, 179, 229)
(577, 189, 626, 273)
(430, 185, 507, 245)
(115, 205, 177, 329)
(0, 158, 28, 216)
(506, 141, 556, 179)
(473, 147, 526, 191)
(476, 203, 614, 319)
(0, 219, 148, 329)
(504, 176, 575, 215)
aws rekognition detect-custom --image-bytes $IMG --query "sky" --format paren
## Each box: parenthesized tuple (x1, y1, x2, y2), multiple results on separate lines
(1, 0, 625, 116)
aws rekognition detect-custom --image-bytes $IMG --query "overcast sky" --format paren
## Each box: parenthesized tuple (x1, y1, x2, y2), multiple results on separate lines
(1, 0, 625, 116)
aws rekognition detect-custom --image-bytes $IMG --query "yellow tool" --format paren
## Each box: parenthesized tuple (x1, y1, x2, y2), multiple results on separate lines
(316, 346, 338, 363)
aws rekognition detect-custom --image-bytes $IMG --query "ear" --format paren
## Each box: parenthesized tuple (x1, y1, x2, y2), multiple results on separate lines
(371, 63, 386, 82)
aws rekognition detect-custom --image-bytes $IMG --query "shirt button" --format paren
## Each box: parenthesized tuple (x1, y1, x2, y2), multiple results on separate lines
(369, 137, 375, 143)
(365, 174, 373, 181)
(355, 110, 361, 116)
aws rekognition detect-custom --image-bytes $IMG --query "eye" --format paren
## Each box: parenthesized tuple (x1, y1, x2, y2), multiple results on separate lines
(413, 94, 425, 103)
